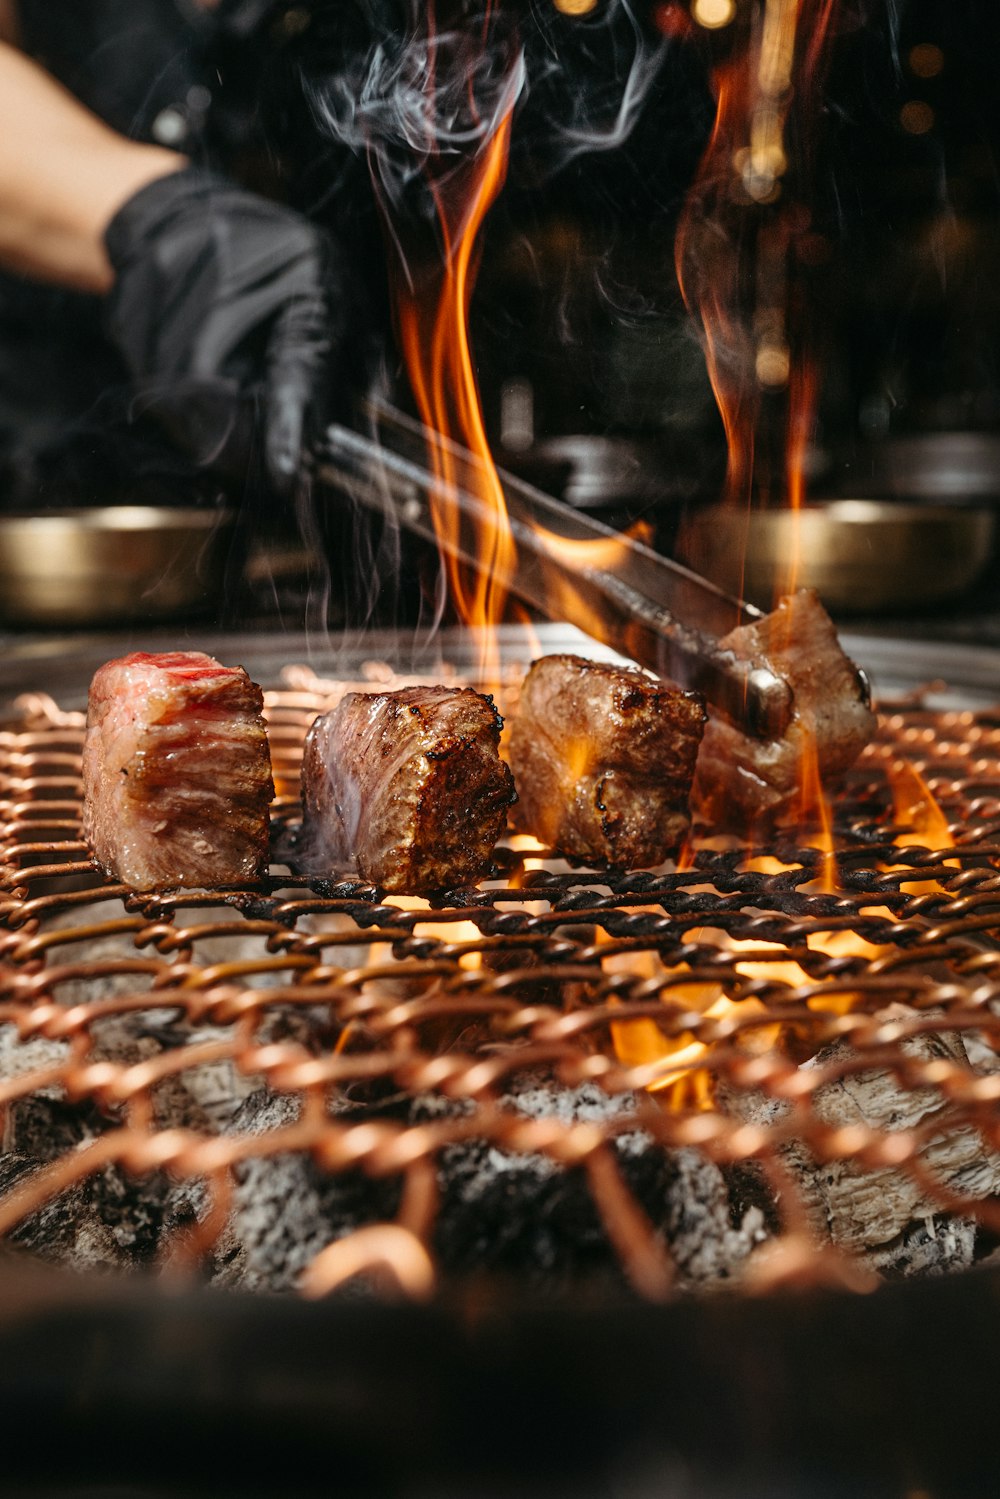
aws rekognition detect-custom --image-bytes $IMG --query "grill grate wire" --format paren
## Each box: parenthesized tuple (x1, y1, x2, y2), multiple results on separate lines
(4, 674, 1000, 1299)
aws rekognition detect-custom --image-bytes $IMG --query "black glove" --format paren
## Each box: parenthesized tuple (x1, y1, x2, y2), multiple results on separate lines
(104, 167, 341, 497)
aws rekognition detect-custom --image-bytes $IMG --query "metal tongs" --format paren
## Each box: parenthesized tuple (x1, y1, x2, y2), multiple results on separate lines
(317, 400, 794, 739)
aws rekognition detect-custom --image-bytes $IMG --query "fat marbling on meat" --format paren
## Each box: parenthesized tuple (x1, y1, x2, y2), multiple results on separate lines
(299, 685, 516, 893)
(692, 588, 876, 826)
(83, 651, 273, 889)
(508, 654, 707, 867)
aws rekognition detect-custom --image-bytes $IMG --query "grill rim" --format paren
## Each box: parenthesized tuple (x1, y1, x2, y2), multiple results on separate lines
(1, 1253, 999, 1496)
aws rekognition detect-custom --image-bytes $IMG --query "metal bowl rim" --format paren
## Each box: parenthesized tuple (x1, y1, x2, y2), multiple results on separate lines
(695, 499, 995, 526)
(0, 506, 237, 535)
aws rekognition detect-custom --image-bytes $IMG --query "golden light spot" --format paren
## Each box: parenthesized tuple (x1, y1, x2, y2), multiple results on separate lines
(692, 0, 737, 28)
(756, 343, 791, 388)
(553, 0, 599, 14)
(908, 43, 944, 79)
(900, 100, 935, 135)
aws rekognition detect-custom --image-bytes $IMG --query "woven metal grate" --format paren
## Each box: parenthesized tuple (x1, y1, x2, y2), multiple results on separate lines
(4, 665, 1000, 1301)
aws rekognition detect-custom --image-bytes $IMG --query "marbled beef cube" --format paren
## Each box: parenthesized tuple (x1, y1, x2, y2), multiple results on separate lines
(299, 685, 516, 893)
(83, 651, 273, 889)
(509, 654, 707, 868)
(692, 589, 876, 827)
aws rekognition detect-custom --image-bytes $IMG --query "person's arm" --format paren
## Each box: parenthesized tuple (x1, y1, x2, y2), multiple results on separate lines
(0, 0, 19, 43)
(0, 34, 345, 494)
(0, 41, 183, 292)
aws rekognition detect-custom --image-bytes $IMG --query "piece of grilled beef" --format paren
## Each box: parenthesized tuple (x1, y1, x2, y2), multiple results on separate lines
(299, 686, 517, 893)
(83, 652, 273, 890)
(509, 655, 707, 868)
(692, 589, 876, 827)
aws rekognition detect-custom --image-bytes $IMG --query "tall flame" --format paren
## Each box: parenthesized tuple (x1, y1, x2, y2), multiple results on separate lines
(781, 357, 817, 591)
(385, 11, 521, 685)
(380, 10, 656, 682)
(675, 0, 841, 519)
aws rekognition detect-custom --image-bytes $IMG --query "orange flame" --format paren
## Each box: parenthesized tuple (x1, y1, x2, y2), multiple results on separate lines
(675, 0, 841, 516)
(781, 357, 817, 594)
(885, 759, 957, 894)
(603, 941, 731, 1109)
(385, 894, 485, 970)
(525, 517, 655, 647)
(530, 518, 652, 574)
(396, 102, 518, 684)
(675, 61, 759, 505)
(608, 752, 957, 1092)
(384, 15, 669, 683)
(888, 760, 953, 852)
(798, 763, 956, 992)
(601, 923, 781, 1108)
(795, 721, 837, 892)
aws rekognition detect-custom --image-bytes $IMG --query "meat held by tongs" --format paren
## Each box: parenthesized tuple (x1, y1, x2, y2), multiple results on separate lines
(319, 405, 875, 836)
(509, 591, 874, 858)
(693, 588, 877, 827)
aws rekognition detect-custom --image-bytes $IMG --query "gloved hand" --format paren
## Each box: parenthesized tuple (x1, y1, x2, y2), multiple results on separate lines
(103, 166, 341, 497)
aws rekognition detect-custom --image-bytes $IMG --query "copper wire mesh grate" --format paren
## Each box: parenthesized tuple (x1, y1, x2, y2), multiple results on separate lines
(4, 669, 1000, 1301)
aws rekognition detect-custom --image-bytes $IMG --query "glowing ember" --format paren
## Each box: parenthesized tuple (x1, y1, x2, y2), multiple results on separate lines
(608, 748, 963, 1096)
(384, 894, 485, 970)
(600, 924, 780, 1108)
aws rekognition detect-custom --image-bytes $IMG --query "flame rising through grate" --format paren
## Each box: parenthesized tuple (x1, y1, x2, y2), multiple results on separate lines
(4, 675, 1000, 1300)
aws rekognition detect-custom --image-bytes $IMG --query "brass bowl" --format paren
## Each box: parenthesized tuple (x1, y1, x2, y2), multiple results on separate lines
(0, 507, 238, 626)
(675, 500, 996, 615)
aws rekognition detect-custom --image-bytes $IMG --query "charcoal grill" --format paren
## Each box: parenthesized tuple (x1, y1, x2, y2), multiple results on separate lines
(4, 624, 1000, 1497)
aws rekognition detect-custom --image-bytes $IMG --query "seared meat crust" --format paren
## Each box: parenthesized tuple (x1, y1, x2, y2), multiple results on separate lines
(509, 654, 707, 868)
(692, 589, 876, 826)
(300, 685, 516, 893)
(82, 651, 273, 890)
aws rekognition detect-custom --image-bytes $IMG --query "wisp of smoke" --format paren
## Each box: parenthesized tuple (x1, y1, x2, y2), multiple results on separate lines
(526, 0, 667, 164)
(305, 4, 524, 216)
(302, 0, 669, 206)
(297, 0, 672, 644)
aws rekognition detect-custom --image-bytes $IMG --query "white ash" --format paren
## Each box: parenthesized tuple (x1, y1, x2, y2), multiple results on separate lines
(0, 1153, 124, 1273)
(867, 1215, 978, 1280)
(164, 1089, 401, 1295)
(655, 1148, 768, 1284)
(2, 965, 771, 1295)
(159, 1073, 770, 1295)
(0, 912, 323, 1279)
(719, 1021, 1000, 1280)
(504, 1077, 640, 1126)
(0, 1118, 172, 1276)
(0, 1024, 71, 1092)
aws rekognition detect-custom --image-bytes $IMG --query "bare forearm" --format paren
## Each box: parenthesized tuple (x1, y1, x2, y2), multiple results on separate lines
(0, 43, 185, 292)
(0, 0, 19, 44)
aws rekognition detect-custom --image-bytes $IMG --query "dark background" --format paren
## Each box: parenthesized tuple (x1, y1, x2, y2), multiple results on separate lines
(468, 0, 1000, 493)
(4, 0, 1000, 633)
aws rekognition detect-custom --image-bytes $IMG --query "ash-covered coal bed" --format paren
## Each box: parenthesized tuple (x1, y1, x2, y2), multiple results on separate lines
(5, 664, 1000, 1301)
